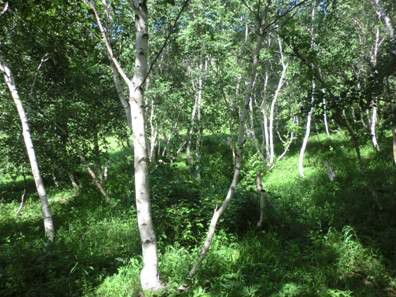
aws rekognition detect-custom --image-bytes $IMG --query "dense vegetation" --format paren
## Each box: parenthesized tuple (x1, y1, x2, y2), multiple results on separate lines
(0, 0, 395, 296)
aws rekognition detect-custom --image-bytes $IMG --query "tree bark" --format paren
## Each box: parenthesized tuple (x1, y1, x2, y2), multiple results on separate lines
(0, 54, 55, 242)
(129, 0, 162, 291)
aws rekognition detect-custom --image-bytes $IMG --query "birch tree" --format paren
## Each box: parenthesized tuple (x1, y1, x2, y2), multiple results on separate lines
(370, 0, 396, 162)
(86, 0, 162, 291)
(298, 3, 316, 177)
(268, 36, 288, 165)
(0, 53, 55, 242)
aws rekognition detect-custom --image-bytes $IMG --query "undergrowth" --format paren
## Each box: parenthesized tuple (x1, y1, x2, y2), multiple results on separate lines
(0, 133, 395, 297)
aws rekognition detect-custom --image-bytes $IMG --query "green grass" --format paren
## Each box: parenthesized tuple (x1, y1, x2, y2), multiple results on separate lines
(0, 132, 395, 297)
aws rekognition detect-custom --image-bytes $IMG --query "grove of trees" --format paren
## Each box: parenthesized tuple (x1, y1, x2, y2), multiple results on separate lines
(0, 0, 395, 296)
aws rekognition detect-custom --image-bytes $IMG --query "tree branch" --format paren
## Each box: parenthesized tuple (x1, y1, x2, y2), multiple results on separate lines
(0, 2, 8, 16)
(86, 0, 131, 87)
(140, 0, 191, 88)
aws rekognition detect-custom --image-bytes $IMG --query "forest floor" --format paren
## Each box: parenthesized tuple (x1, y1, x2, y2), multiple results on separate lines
(0, 133, 396, 297)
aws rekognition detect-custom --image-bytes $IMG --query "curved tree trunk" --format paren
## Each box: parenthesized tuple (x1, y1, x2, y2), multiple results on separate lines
(187, 27, 263, 280)
(298, 110, 313, 177)
(0, 55, 55, 242)
(323, 98, 330, 136)
(298, 4, 316, 177)
(269, 37, 288, 165)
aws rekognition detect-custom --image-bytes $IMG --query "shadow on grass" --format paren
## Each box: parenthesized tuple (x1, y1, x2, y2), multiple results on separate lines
(0, 184, 140, 297)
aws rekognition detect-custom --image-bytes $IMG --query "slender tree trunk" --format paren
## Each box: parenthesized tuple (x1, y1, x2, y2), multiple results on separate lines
(68, 172, 80, 192)
(0, 55, 55, 241)
(323, 98, 330, 136)
(269, 37, 288, 165)
(342, 110, 363, 167)
(256, 171, 267, 228)
(148, 97, 157, 162)
(369, 25, 381, 152)
(16, 189, 28, 216)
(194, 61, 205, 180)
(260, 71, 270, 161)
(277, 117, 296, 162)
(263, 112, 270, 161)
(249, 97, 265, 163)
(186, 61, 204, 171)
(370, 102, 380, 152)
(298, 81, 315, 177)
(298, 4, 315, 177)
(188, 28, 263, 280)
(371, 0, 396, 162)
(86, 165, 110, 201)
(186, 79, 199, 166)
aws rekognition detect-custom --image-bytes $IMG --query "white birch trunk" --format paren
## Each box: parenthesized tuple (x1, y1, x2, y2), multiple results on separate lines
(186, 61, 204, 170)
(370, 103, 380, 152)
(129, 0, 162, 291)
(186, 78, 199, 166)
(298, 80, 315, 177)
(298, 4, 315, 177)
(260, 72, 270, 161)
(0, 55, 55, 241)
(268, 37, 288, 165)
(87, 0, 162, 290)
(323, 98, 330, 136)
(371, 0, 395, 161)
(370, 27, 381, 152)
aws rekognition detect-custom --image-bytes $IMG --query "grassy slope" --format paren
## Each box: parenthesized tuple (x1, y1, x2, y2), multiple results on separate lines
(0, 133, 395, 297)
